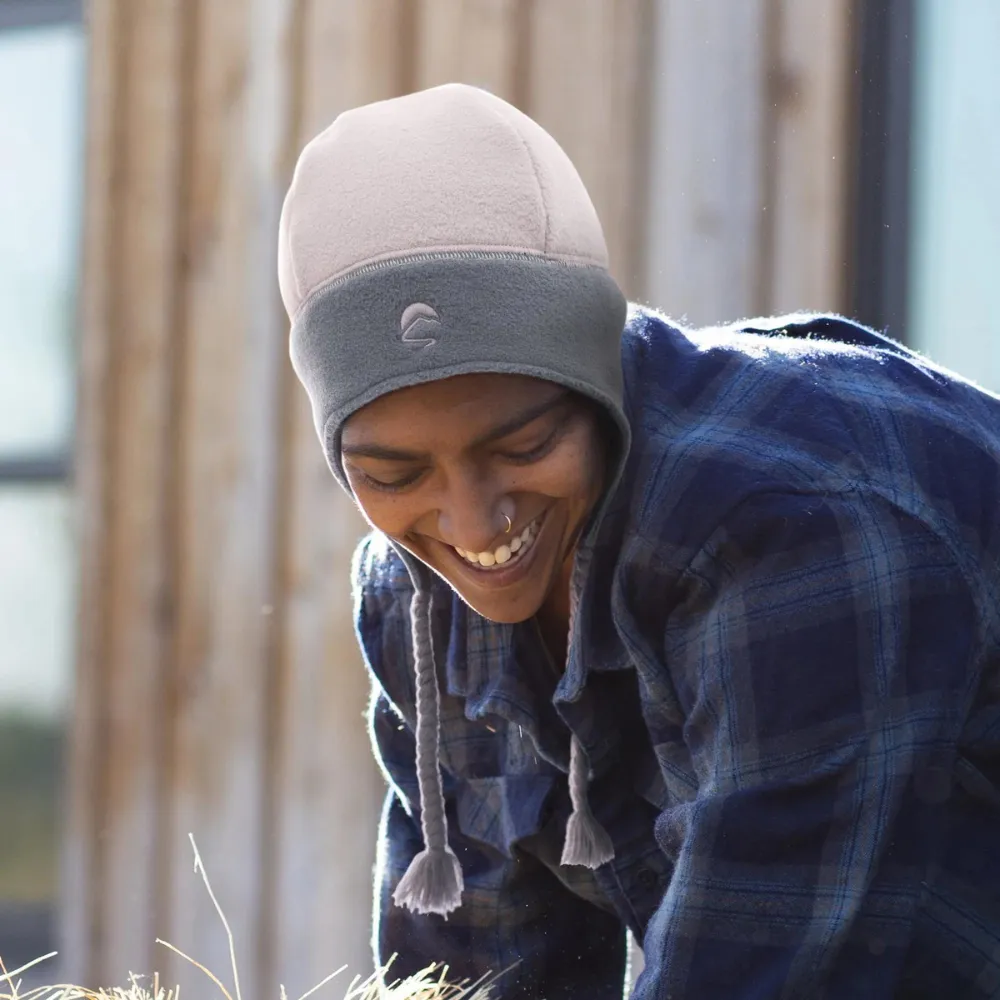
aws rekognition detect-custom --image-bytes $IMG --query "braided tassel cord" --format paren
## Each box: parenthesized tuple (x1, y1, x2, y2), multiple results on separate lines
(560, 734, 615, 868)
(393, 588, 465, 915)
(560, 571, 614, 868)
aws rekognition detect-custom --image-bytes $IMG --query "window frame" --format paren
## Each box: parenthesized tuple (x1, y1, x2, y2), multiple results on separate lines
(0, 1, 82, 32)
(846, 0, 916, 344)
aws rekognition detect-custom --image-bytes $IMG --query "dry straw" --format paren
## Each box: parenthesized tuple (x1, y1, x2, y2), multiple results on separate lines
(0, 834, 501, 1000)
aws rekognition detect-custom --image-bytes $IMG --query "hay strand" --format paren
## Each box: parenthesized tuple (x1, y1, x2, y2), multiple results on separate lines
(0, 834, 501, 1000)
(186, 832, 240, 1000)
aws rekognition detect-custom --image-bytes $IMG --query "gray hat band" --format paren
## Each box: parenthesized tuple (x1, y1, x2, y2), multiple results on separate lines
(288, 252, 629, 488)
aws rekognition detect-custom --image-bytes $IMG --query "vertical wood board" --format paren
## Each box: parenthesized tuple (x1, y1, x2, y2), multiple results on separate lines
(161, 1, 276, 996)
(61, 0, 124, 983)
(95, 0, 188, 981)
(527, 0, 651, 297)
(643, 0, 770, 325)
(416, 0, 521, 98)
(768, 0, 853, 314)
(269, 0, 401, 991)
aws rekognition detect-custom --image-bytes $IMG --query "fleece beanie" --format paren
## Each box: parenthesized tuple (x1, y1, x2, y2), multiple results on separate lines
(278, 83, 631, 916)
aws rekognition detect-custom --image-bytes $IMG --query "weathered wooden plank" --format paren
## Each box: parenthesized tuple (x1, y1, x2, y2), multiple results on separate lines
(60, 0, 124, 984)
(268, 1, 400, 992)
(643, 0, 770, 325)
(415, 0, 521, 98)
(767, 0, 853, 314)
(527, 0, 652, 298)
(88, 0, 188, 984)
(296, 0, 407, 143)
(268, 406, 380, 994)
(159, 1, 286, 997)
(241, 0, 304, 994)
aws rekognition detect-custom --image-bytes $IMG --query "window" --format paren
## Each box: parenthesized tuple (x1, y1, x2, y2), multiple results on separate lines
(850, 0, 1000, 396)
(0, 0, 85, 974)
(907, 0, 1000, 394)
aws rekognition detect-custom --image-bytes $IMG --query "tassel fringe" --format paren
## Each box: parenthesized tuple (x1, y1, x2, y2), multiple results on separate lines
(562, 734, 615, 867)
(561, 807, 615, 868)
(393, 846, 465, 916)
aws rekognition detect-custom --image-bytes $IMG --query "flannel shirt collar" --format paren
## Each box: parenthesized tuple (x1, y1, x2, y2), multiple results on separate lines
(441, 471, 635, 775)
(443, 600, 570, 771)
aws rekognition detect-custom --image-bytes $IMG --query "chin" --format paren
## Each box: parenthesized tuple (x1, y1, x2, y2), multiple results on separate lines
(457, 591, 544, 625)
(434, 543, 560, 625)
(398, 505, 569, 623)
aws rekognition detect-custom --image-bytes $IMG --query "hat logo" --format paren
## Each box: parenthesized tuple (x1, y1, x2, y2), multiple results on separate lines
(400, 303, 440, 348)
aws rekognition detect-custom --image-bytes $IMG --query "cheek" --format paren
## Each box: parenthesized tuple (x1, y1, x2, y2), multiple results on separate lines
(350, 490, 422, 537)
(517, 434, 602, 503)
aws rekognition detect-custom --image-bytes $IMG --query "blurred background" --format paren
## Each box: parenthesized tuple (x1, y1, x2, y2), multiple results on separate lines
(0, 0, 996, 996)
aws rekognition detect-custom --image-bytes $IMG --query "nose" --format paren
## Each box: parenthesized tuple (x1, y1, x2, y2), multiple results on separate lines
(434, 470, 510, 553)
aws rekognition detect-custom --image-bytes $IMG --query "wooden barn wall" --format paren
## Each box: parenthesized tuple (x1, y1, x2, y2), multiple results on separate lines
(64, 0, 852, 996)
(644, 0, 855, 325)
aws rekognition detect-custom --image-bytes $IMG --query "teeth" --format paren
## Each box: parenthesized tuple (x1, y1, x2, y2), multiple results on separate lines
(456, 516, 540, 570)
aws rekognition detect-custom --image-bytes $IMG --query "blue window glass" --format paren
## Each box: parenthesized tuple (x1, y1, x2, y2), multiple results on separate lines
(0, 16, 85, 974)
(908, 0, 1000, 395)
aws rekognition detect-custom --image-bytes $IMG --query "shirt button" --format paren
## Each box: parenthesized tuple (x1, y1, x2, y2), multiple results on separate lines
(637, 867, 659, 889)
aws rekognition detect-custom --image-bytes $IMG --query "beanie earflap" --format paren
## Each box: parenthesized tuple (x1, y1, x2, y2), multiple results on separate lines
(392, 587, 464, 916)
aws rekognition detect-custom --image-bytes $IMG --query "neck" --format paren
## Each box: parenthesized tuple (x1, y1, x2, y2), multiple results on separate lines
(536, 552, 574, 667)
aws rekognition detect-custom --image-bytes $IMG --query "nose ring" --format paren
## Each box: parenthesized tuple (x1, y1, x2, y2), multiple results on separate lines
(502, 513, 512, 534)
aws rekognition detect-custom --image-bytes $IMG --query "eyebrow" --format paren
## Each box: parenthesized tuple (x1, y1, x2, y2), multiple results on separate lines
(341, 390, 572, 462)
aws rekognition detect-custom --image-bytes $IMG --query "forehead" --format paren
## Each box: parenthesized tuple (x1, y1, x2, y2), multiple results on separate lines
(342, 373, 565, 442)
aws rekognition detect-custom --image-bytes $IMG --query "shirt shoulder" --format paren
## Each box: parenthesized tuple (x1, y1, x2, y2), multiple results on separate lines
(351, 532, 415, 690)
(352, 530, 413, 598)
(618, 306, 1000, 564)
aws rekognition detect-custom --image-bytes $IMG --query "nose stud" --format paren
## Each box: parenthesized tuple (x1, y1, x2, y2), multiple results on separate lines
(502, 513, 512, 534)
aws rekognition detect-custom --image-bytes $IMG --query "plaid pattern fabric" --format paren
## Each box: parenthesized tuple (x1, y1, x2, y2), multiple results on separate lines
(352, 307, 1000, 999)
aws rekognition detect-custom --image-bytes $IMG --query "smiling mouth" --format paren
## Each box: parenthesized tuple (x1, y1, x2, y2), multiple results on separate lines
(452, 514, 542, 570)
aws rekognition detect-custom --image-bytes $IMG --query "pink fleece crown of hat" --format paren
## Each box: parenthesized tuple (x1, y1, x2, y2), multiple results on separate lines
(278, 82, 610, 323)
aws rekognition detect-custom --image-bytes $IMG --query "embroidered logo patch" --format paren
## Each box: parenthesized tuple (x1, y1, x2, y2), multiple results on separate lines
(399, 303, 440, 348)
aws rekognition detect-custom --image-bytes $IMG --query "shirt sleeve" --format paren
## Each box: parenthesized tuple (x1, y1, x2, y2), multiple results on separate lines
(633, 489, 980, 999)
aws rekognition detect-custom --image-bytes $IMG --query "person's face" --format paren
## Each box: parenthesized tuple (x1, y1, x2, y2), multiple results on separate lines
(341, 374, 607, 623)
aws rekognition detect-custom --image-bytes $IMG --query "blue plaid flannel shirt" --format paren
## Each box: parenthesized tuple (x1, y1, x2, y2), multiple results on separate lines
(352, 307, 1000, 999)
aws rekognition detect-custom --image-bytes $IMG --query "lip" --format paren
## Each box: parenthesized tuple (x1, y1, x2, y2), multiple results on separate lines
(438, 508, 553, 591)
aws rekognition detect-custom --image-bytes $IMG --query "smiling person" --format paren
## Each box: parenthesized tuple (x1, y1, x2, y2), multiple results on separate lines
(278, 84, 1000, 999)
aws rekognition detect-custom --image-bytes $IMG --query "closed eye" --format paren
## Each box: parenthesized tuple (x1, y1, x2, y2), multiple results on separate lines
(499, 428, 560, 464)
(354, 467, 425, 493)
